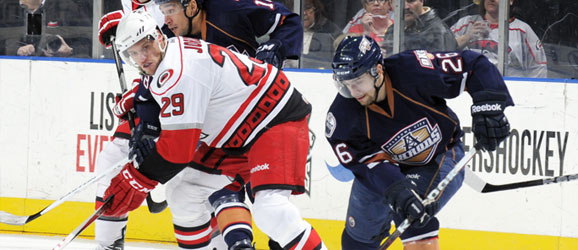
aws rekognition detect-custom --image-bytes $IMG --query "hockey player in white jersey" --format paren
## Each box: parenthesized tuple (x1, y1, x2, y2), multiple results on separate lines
(95, 1, 231, 250)
(102, 9, 327, 250)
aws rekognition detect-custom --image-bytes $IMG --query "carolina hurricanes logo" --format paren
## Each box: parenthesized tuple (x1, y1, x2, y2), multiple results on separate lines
(382, 118, 442, 165)
(472, 40, 512, 54)
(157, 69, 174, 88)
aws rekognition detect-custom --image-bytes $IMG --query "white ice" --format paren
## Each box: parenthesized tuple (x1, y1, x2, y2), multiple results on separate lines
(0, 233, 176, 250)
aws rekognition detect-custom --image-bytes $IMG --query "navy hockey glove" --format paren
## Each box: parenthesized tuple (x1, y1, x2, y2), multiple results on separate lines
(384, 179, 437, 228)
(255, 39, 286, 69)
(129, 122, 161, 166)
(471, 91, 511, 151)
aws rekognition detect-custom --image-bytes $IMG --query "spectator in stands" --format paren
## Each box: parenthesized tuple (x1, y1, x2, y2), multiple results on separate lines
(345, 0, 393, 44)
(451, 0, 547, 78)
(10, 0, 89, 57)
(298, 0, 342, 68)
(381, 0, 457, 56)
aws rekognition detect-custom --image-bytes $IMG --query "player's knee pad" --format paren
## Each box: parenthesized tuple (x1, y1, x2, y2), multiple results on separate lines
(344, 179, 391, 245)
(166, 170, 217, 225)
(252, 190, 309, 247)
(209, 187, 253, 248)
(341, 229, 379, 250)
(398, 216, 440, 243)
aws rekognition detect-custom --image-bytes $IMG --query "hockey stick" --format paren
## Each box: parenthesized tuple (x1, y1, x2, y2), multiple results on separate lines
(379, 148, 479, 250)
(0, 159, 127, 226)
(110, 37, 168, 214)
(51, 195, 113, 250)
(464, 167, 578, 193)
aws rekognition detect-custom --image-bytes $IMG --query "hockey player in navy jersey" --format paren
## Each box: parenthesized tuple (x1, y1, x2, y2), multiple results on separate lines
(326, 35, 513, 249)
(155, 0, 303, 68)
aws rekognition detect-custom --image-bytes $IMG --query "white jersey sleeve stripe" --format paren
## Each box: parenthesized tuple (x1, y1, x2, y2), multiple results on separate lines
(265, 13, 281, 36)
(162, 122, 203, 131)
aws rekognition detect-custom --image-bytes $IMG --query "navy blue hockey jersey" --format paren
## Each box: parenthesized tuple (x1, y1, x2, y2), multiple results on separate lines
(325, 50, 514, 192)
(193, 0, 303, 58)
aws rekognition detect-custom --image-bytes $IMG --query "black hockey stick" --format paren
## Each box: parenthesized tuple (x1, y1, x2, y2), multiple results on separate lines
(0, 159, 127, 226)
(51, 195, 113, 250)
(110, 37, 168, 214)
(379, 148, 479, 250)
(464, 167, 578, 193)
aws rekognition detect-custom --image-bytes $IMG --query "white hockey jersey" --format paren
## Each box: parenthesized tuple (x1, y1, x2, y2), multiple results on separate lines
(148, 37, 310, 163)
(451, 15, 547, 78)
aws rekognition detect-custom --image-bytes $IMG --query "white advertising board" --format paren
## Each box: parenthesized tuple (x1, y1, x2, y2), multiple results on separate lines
(0, 59, 576, 238)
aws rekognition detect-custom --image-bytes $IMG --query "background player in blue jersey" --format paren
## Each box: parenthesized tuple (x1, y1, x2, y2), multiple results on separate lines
(325, 35, 513, 250)
(155, 0, 303, 68)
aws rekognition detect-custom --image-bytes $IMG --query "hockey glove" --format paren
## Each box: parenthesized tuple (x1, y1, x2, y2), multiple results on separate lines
(113, 78, 140, 121)
(103, 162, 158, 216)
(129, 122, 161, 166)
(98, 10, 124, 48)
(255, 39, 286, 69)
(384, 179, 437, 228)
(471, 91, 511, 151)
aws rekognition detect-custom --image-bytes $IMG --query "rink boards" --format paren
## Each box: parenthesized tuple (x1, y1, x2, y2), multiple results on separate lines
(0, 58, 577, 249)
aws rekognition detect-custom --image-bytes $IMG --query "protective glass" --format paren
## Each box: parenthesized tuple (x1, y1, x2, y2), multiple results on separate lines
(333, 72, 375, 98)
(364, 0, 388, 4)
(121, 34, 157, 68)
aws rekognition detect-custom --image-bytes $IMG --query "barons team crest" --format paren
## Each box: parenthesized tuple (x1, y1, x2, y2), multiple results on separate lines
(383, 118, 442, 165)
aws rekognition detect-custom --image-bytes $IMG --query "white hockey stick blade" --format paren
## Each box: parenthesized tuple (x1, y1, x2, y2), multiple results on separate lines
(51, 196, 113, 250)
(464, 166, 487, 193)
(0, 158, 128, 225)
(379, 149, 478, 250)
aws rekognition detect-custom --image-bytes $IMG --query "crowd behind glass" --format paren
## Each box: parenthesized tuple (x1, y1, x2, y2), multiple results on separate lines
(0, 0, 576, 79)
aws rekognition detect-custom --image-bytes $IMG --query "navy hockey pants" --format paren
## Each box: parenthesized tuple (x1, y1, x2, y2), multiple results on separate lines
(342, 142, 466, 249)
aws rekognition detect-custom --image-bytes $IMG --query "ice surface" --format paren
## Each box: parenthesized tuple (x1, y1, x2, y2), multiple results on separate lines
(0, 233, 176, 250)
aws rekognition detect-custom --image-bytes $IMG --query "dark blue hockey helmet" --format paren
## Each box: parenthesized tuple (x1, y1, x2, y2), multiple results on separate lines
(332, 35, 383, 98)
(332, 35, 383, 82)
(154, 0, 204, 9)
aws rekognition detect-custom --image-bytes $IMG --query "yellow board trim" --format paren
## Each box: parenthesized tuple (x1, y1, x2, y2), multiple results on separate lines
(1, 198, 577, 249)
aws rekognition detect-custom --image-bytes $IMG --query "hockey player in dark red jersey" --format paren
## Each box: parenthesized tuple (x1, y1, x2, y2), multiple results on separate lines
(326, 35, 513, 250)
(102, 9, 326, 250)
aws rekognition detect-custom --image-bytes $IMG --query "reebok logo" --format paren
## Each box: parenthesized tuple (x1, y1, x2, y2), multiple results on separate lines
(472, 103, 502, 114)
(251, 163, 270, 174)
(406, 173, 421, 180)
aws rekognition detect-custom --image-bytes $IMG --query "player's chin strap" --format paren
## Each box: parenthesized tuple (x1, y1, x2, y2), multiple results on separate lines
(372, 66, 386, 104)
(184, 2, 201, 36)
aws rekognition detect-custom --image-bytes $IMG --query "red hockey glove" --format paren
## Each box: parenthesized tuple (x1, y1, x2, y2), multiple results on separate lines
(98, 10, 124, 48)
(103, 162, 158, 217)
(113, 79, 140, 121)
